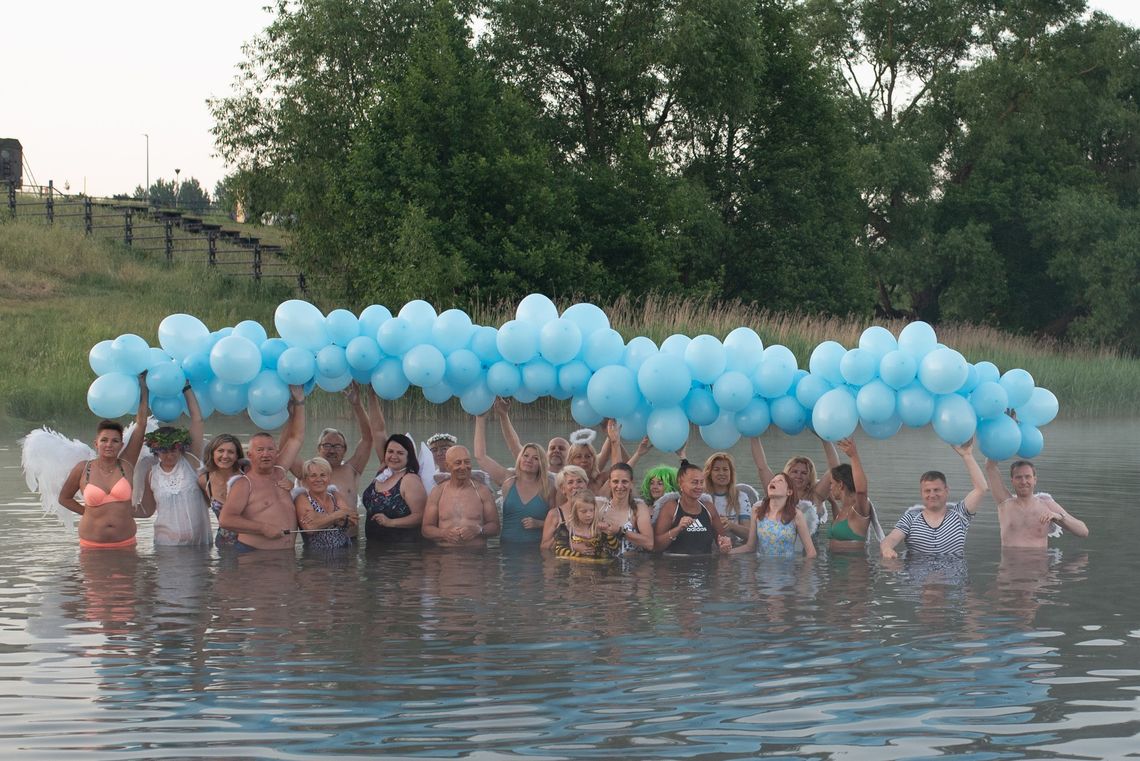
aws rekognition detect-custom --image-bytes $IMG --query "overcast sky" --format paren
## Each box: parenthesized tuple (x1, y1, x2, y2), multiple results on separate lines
(7, 1, 1139, 199)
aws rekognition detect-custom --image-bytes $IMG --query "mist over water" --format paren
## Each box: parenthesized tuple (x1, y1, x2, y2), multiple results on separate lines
(1, 416, 1137, 759)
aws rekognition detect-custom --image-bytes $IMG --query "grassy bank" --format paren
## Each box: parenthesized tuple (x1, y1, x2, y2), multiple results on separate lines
(2, 218, 1138, 426)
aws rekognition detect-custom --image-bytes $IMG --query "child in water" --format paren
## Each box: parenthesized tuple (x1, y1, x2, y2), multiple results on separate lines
(553, 488, 618, 560)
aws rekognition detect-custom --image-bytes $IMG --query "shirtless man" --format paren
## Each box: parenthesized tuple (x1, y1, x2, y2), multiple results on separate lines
(289, 383, 372, 509)
(985, 458, 1089, 548)
(494, 398, 569, 473)
(220, 389, 307, 550)
(421, 446, 499, 547)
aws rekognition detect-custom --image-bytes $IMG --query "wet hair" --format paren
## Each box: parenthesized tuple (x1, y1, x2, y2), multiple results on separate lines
(920, 470, 947, 486)
(760, 472, 798, 524)
(516, 443, 553, 503)
(303, 456, 333, 479)
(203, 433, 245, 473)
(703, 452, 740, 517)
(96, 419, 124, 436)
(830, 463, 855, 493)
(641, 465, 678, 503)
(384, 434, 420, 474)
(556, 465, 590, 493)
(1009, 460, 1036, 476)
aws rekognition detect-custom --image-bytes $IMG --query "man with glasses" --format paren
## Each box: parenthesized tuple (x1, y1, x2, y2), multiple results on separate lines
(288, 383, 374, 514)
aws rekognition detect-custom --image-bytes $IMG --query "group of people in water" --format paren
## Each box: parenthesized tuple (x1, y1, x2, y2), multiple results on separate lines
(54, 376, 1089, 560)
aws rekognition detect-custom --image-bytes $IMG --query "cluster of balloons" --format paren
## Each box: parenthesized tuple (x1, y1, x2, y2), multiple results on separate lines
(86, 295, 1059, 459)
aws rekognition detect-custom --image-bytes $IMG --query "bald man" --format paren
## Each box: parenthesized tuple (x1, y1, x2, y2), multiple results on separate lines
(421, 446, 499, 547)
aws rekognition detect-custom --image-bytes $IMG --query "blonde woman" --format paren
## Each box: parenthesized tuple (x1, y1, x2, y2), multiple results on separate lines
(703, 452, 757, 544)
(294, 456, 356, 551)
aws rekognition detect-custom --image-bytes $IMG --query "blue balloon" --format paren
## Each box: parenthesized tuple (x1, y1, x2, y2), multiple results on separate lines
(187, 384, 213, 419)
(276, 347, 316, 385)
(622, 336, 658, 372)
(855, 380, 897, 424)
(977, 415, 1022, 460)
(233, 319, 269, 346)
(1017, 422, 1044, 458)
(571, 395, 604, 426)
(517, 293, 559, 326)
(586, 365, 640, 418)
(210, 335, 262, 385)
(538, 318, 583, 365)
(89, 340, 117, 376)
(897, 382, 935, 427)
(249, 407, 291, 430)
(724, 327, 765, 374)
(918, 347, 969, 395)
(646, 406, 689, 452)
(583, 328, 626, 371)
(208, 379, 249, 416)
(111, 333, 151, 375)
(969, 381, 1009, 420)
(958, 363, 980, 396)
(700, 411, 741, 449)
(345, 336, 382, 373)
(513, 386, 540, 404)
(497, 319, 539, 364)
(210, 327, 233, 347)
(809, 341, 847, 386)
(974, 361, 1000, 385)
(879, 350, 917, 390)
(898, 321, 938, 359)
(147, 347, 172, 367)
(260, 338, 290, 370)
(770, 396, 808, 435)
(931, 394, 977, 445)
(616, 401, 652, 441)
(752, 359, 795, 399)
(247, 370, 290, 415)
(158, 313, 211, 362)
(522, 358, 558, 396)
(487, 361, 522, 397)
(794, 373, 832, 409)
(274, 300, 329, 352)
(150, 394, 186, 422)
(422, 381, 454, 404)
(444, 349, 482, 391)
(432, 309, 475, 354)
(402, 344, 447, 388)
(349, 365, 375, 385)
(358, 304, 392, 341)
(561, 303, 610, 340)
(712, 371, 753, 412)
(316, 344, 350, 379)
(1017, 387, 1059, 427)
(840, 348, 879, 386)
(371, 357, 410, 400)
(999, 368, 1035, 409)
(325, 309, 361, 347)
(638, 353, 691, 406)
(316, 371, 353, 393)
(377, 317, 416, 356)
(145, 360, 186, 398)
(181, 350, 214, 384)
(858, 325, 898, 360)
(683, 387, 720, 426)
(861, 413, 902, 440)
(684, 335, 727, 384)
(734, 397, 771, 437)
(812, 388, 859, 441)
(558, 360, 592, 396)
(660, 334, 692, 356)
(398, 300, 438, 345)
(469, 326, 503, 365)
(87, 373, 141, 418)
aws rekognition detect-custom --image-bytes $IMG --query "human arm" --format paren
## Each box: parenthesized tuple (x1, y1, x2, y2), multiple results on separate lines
(460, 483, 500, 541)
(953, 438, 989, 515)
(277, 386, 307, 474)
(749, 436, 775, 488)
(984, 459, 1012, 504)
(184, 384, 204, 459)
(605, 419, 626, 465)
(812, 438, 840, 503)
(371, 475, 427, 529)
(368, 388, 389, 462)
(706, 508, 734, 553)
(219, 476, 288, 538)
(135, 468, 157, 518)
(727, 511, 759, 554)
(294, 492, 355, 530)
(493, 398, 523, 460)
(121, 374, 150, 466)
(653, 499, 695, 552)
(540, 507, 561, 550)
(1040, 496, 1089, 538)
(880, 527, 906, 559)
(626, 436, 652, 470)
(58, 461, 86, 516)
(837, 437, 871, 517)
(420, 484, 445, 542)
(473, 414, 510, 485)
(794, 510, 817, 558)
(344, 383, 373, 476)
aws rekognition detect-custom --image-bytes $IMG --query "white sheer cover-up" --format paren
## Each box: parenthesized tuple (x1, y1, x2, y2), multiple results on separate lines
(150, 457, 212, 546)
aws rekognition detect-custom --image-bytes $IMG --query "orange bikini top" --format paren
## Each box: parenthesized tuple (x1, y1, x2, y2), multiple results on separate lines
(83, 460, 132, 507)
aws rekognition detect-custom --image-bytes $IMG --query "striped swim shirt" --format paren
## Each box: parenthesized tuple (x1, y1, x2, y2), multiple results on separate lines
(893, 500, 973, 556)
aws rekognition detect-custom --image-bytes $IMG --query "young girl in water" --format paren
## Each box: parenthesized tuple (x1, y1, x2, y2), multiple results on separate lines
(552, 488, 618, 560)
(730, 472, 817, 558)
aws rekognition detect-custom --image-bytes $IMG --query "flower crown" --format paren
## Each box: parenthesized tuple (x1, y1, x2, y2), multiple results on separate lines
(144, 428, 191, 450)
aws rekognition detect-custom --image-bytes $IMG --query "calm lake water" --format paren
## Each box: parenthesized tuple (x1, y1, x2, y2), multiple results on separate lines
(1, 415, 1137, 760)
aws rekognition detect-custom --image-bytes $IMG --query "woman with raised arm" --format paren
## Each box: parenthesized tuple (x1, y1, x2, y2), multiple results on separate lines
(137, 385, 211, 546)
(57, 374, 150, 549)
(826, 437, 880, 553)
(473, 413, 554, 545)
(730, 471, 817, 558)
(750, 433, 839, 533)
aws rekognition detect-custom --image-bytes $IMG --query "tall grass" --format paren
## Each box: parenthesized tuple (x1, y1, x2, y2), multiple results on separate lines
(3, 218, 1137, 425)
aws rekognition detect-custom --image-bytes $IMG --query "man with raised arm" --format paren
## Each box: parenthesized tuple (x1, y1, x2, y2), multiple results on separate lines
(220, 386, 307, 551)
(984, 458, 1088, 548)
(881, 438, 989, 559)
(289, 382, 373, 510)
(421, 446, 499, 548)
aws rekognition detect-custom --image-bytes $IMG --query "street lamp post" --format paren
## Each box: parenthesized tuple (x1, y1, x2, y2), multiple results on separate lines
(142, 133, 149, 205)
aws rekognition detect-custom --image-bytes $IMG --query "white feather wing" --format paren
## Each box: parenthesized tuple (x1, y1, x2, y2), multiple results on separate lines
(19, 428, 94, 529)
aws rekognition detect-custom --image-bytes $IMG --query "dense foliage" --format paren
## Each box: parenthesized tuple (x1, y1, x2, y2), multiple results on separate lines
(209, 0, 1140, 352)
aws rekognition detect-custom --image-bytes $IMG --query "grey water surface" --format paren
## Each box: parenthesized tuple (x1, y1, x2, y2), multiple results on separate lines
(0, 416, 1137, 760)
